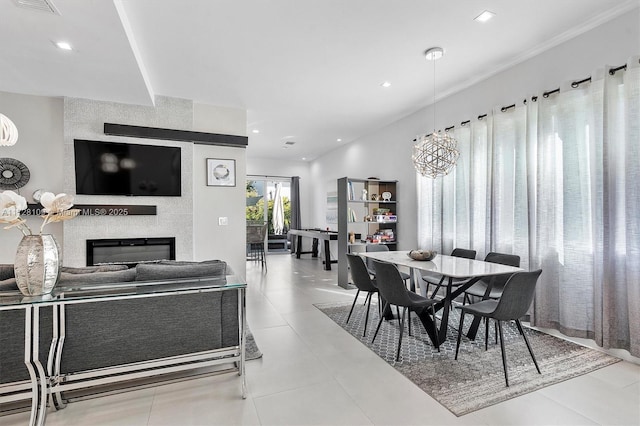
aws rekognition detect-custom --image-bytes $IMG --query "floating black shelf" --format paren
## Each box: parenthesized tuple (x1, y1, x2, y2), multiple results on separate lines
(23, 204, 157, 216)
(104, 123, 248, 148)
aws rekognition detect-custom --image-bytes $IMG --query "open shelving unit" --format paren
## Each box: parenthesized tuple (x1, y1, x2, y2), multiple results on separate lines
(337, 177, 398, 288)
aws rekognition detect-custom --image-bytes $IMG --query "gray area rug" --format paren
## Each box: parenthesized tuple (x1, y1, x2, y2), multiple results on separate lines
(246, 327, 263, 360)
(316, 301, 620, 416)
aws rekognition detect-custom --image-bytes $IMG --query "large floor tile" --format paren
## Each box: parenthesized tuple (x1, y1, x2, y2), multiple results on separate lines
(538, 372, 640, 425)
(45, 387, 155, 426)
(586, 360, 640, 388)
(252, 380, 373, 425)
(147, 374, 259, 425)
(473, 391, 598, 426)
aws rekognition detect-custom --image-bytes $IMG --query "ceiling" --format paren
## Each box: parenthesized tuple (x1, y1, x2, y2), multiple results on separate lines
(0, 0, 636, 161)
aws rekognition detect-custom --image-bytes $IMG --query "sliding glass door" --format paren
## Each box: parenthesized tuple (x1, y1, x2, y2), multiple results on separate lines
(246, 177, 291, 252)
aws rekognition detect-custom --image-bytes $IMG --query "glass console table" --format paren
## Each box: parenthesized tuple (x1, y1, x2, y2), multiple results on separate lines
(0, 275, 247, 426)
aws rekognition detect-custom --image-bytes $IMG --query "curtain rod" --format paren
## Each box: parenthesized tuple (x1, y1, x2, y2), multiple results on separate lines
(441, 59, 637, 132)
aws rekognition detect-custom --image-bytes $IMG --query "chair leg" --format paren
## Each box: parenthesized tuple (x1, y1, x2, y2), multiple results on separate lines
(515, 320, 541, 374)
(485, 317, 490, 351)
(364, 292, 372, 337)
(497, 320, 509, 387)
(495, 321, 498, 345)
(455, 310, 465, 359)
(396, 307, 407, 361)
(431, 305, 440, 352)
(372, 301, 387, 343)
(346, 290, 360, 324)
(363, 292, 370, 305)
(408, 310, 412, 336)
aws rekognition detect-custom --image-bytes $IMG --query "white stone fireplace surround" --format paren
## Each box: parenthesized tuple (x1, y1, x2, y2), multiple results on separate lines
(63, 97, 194, 267)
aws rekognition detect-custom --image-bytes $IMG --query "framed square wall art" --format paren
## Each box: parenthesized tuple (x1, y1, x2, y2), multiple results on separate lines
(207, 158, 236, 187)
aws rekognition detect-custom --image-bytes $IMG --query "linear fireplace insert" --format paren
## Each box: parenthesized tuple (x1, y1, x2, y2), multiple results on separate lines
(86, 237, 176, 267)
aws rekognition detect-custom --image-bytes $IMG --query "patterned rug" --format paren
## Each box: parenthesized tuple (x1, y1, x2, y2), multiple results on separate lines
(246, 328, 263, 360)
(316, 301, 620, 416)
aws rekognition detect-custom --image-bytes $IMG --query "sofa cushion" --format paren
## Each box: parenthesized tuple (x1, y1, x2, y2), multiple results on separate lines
(0, 264, 15, 281)
(0, 278, 18, 291)
(157, 259, 227, 273)
(61, 265, 130, 274)
(58, 268, 136, 286)
(135, 262, 227, 281)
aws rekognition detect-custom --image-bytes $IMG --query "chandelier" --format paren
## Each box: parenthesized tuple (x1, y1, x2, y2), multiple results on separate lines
(412, 47, 459, 178)
(0, 114, 19, 146)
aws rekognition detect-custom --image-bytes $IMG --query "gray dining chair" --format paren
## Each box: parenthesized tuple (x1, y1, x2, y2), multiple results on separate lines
(371, 260, 439, 361)
(421, 248, 476, 298)
(246, 222, 268, 271)
(462, 252, 520, 346)
(366, 244, 411, 287)
(455, 269, 543, 387)
(346, 253, 380, 337)
(463, 252, 520, 304)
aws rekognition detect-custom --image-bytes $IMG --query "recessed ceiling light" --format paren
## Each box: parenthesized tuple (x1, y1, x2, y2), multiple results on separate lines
(474, 10, 495, 22)
(252, 129, 260, 134)
(55, 41, 72, 51)
(381, 81, 391, 88)
(302, 157, 306, 161)
(337, 138, 342, 142)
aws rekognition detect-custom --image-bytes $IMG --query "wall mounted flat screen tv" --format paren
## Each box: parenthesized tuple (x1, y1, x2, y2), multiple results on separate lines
(74, 139, 181, 196)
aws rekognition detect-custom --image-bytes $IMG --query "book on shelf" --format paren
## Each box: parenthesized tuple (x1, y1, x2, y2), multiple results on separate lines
(347, 181, 354, 201)
(348, 207, 357, 222)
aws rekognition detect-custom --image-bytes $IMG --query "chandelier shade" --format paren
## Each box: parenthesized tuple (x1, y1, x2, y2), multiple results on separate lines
(412, 132, 459, 178)
(0, 114, 19, 146)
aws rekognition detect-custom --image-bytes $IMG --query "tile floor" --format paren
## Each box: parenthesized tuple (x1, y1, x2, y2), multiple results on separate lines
(3, 254, 640, 425)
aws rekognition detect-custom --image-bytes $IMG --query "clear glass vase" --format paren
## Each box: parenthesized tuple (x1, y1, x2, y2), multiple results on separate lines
(14, 234, 61, 296)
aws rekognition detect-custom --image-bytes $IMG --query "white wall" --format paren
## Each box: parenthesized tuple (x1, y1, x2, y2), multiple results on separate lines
(310, 10, 640, 250)
(192, 103, 247, 277)
(0, 92, 64, 262)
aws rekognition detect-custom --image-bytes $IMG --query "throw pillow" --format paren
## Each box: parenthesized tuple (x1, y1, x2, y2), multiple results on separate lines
(135, 262, 227, 281)
(58, 268, 136, 286)
(158, 259, 227, 274)
(0, 278, 18, 291)
(0, 264, 15, 281)
(61, 265, 130, 274)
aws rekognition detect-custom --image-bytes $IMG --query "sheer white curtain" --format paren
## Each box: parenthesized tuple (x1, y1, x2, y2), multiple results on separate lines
(417, 57, 640, 356)
(418, 109, 530, 267)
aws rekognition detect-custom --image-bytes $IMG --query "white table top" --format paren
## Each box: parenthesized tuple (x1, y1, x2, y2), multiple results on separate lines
(359, 250, 522, 279)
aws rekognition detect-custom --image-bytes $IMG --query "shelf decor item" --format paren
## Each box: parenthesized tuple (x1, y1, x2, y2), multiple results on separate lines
(0, 190, 80, 296)
(412, 47, 460, 178)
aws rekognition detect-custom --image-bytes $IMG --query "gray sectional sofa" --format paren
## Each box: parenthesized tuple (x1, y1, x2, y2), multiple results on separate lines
(0, 260, 239, 393)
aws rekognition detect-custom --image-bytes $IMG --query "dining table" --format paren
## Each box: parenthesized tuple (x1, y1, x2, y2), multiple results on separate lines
(359, 250, 523, 346)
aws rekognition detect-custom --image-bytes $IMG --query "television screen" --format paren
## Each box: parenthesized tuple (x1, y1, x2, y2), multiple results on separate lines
(74, 140, 181, 196)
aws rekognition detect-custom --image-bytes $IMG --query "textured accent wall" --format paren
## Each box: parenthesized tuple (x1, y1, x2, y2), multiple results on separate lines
(63, 96, 194, 266)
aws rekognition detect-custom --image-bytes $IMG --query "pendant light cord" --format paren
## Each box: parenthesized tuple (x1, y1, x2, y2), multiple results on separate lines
(433, 57, 436, 133)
